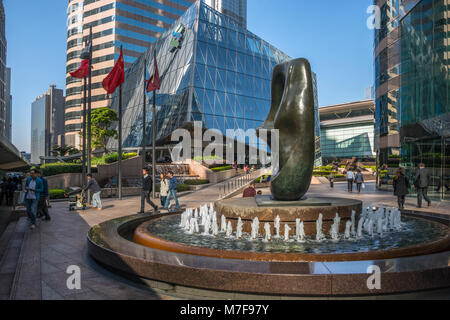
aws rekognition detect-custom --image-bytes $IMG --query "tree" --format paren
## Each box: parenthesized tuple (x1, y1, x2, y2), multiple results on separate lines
(91, 107, 119, 153)
(52, 145, 79, 157)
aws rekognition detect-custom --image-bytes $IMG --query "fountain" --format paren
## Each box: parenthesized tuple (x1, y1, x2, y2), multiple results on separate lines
(88, 58, 450, 297)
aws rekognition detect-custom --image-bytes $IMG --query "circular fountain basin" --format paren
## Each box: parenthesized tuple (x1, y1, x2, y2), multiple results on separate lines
(134, 212, 450, 262)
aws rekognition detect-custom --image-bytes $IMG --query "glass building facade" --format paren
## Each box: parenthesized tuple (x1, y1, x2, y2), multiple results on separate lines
(108, 1, 321, 165)
(374, 0, 450, 200)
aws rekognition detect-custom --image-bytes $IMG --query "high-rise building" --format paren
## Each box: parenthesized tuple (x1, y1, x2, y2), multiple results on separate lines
(203, 0, 247, 27)
(107, 1, 321, 167)
(30, 86, 66, 164)
(5, 67, 11, 140)
(374, 0, 449, 201)
(0, 0, 7, 140)
(65, 0, 196, 148)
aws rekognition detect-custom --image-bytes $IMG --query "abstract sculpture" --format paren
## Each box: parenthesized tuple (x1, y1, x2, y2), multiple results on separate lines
(260, 58, 315, 201)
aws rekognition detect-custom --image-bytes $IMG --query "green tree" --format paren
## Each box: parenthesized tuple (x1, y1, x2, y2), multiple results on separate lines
(52, 145, 79, 157)
(91, 107, 119, 153)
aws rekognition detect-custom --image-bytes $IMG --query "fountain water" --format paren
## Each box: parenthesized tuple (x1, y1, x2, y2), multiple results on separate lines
(236, 217, 243, 239)
(220, 215, 227, 233)
(274, 216, 281, 239)
(357, 216, 364, 238)
(264, 223, 272, 242)
(251, 217, 259, 240)
(351, 210, 356, 236)
(226, 221, 233, 238)
(316, 213, 325, 241)
(203, 217, 211, 236)
(284, 224, 291, 241)
(344, 221, 352, 239)
(330, 213, 341, 241)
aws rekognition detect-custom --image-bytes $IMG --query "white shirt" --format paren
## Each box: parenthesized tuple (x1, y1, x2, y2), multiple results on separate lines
(346, 171, 355, 180)
(26, 179, 36, 200)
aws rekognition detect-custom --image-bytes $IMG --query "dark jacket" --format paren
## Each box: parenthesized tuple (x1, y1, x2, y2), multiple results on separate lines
(168, 176, 178, 191)
(84, 177, 102, 193)
(394, 175, 410, 196)
(355, 172, 364, 183)
(143, 175, 153, 192)
(414, 168, 431, 188)
(41, 177, 49, 197)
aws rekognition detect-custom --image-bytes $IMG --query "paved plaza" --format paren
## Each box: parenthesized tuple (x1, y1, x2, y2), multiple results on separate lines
(0, 180, 449, 300)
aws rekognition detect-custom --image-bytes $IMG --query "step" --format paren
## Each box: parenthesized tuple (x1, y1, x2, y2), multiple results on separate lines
(0, 218, 28, 300)
(9, 218, 42, 300)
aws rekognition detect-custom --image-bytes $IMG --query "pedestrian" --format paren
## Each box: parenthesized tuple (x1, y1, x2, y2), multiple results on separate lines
(328, 172, 335, 188)
(346, 169, 355, 193)
(36, 172, 51, 221)
(393, 168, 410, 210)
(243, 182, 257, 198)
(84, 174, 102, 210)
(7, 177, 16, 206)
(164, 171, 180, 210)
(140, 168, 158, 213)
(0, 177, 8, 206)
(159, 173, 169, 207)
(24, 169, 44, 229)
(414, 163, 431, 208)
(355, 170, 364, 194)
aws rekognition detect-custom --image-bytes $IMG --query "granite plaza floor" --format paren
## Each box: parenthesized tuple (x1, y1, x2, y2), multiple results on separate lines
(0, 180, 449, 300)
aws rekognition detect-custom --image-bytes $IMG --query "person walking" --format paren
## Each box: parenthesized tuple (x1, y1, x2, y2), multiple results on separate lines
(24, 169, 44, 229)
(393, 168, 410, 210)
(159, 173, 169, 207)
(37, 172, 51, 221)
(414, 163, 431, 208)
(0, 177, 8, 206)
(84, 174, 102, 210)
(164, 171, 180, 210)
(355, 170, 364, 194)
(346, 169, 355, 193)
(328, 172, 335, 188)
(140, 168, 158, 213)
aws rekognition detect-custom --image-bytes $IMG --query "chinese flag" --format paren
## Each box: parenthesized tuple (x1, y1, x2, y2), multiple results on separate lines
(146, 55, 161, 92)
(102, 48, 125, 94)
(70, 59, 90, 79)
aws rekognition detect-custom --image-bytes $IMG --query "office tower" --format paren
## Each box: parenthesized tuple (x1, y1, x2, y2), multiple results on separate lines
(31, 85, 65, 164)
(65, 0, 196, 148)
(108, 1, 321, 168)
(203, 0, 247, 27)
(374, 0, 449, 200)
(5, 67, 11, 140)
(0, 0, 7, 139)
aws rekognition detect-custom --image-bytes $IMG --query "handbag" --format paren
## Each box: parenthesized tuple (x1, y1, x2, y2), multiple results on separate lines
(362, 183, 366, 189)
(18, 191, 26, 205)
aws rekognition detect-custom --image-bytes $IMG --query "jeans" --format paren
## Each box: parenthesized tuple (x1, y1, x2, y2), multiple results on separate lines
(160, 196, 167, 207)
(141, 191, 157, 211)
(356, 183, 362, 193)
(25, 198, 39, 225)
(417, 187, 431, 207)
(397, 195, 406, 209)
(92, 191, 102, 209)
(38, 196, 50, 219)
(347, 180, 354, 192)
(164, 190, 180, 209)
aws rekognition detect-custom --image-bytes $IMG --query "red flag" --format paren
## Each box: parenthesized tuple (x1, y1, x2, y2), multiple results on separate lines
(70, 59, 90, 79)
(146, 55, 161, 93)
(102, 48, 125, 94)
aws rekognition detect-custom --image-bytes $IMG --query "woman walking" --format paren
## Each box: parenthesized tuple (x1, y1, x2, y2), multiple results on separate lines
(355, 170, 364, 194)
(393, 168, 410, 210)
(159, 173, 169, 207)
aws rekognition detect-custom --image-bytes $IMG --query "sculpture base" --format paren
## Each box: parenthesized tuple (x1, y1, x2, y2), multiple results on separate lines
(255, 195, 331, 207)
(214, 196, 362, 236)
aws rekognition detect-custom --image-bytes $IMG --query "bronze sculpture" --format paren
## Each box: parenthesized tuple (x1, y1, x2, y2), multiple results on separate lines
(260, 58, 315, 201)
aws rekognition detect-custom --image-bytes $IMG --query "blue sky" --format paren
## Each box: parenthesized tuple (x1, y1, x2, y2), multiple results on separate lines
(5, 0, 374, 152)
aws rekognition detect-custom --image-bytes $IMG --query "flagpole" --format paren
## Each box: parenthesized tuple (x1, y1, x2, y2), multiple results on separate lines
(87, 25, 93, 204)
(141, 58, 147, 213)
(82, 76, 87, 210)
(118, 46, 123, 201)
(152, 49, 157, 200)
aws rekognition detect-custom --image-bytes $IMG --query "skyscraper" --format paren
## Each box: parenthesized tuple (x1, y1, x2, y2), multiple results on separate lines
(31, 86, 66, 164)
(65, 0, 196, 148)
(203, 0, 247, 27)
(5, 67, 11, 140)
(0, 0, 7, 140)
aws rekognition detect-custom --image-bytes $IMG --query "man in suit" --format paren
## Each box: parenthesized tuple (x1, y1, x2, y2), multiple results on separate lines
(414, 163, 432, 208)
(24, 169, 44, 229)
(140, 168, 158, 213)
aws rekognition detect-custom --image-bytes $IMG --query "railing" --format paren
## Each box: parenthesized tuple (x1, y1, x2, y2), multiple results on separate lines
(218, 169, 265, 200)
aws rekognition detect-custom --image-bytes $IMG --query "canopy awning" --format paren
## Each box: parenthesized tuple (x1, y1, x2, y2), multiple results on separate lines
(0, 137, 30, 171)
